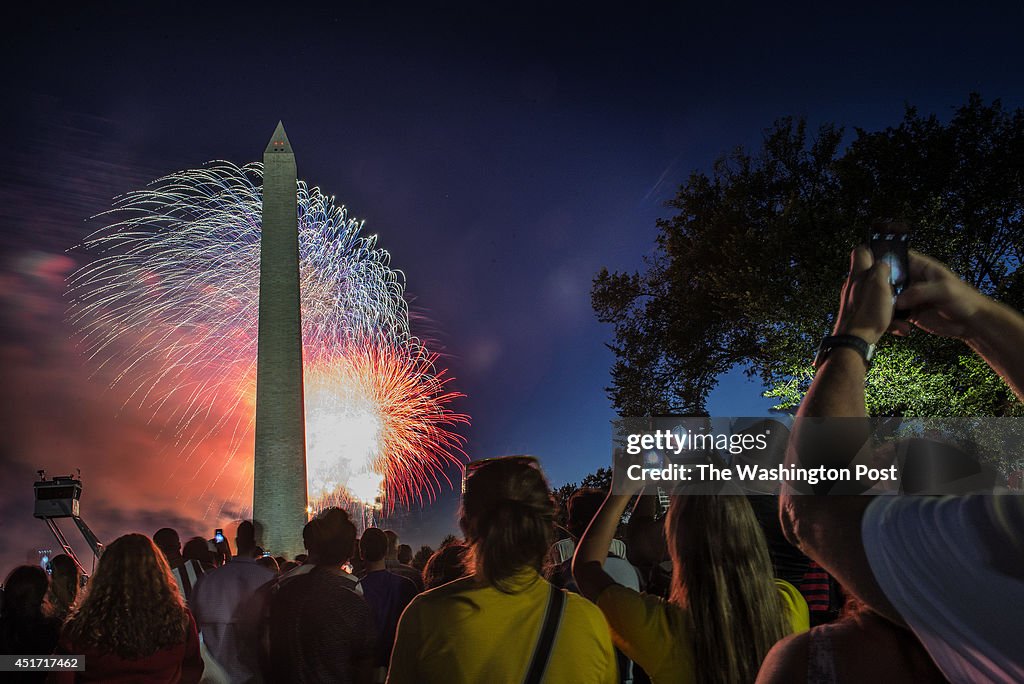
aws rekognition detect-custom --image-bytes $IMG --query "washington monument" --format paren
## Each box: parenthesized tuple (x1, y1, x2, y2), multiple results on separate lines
(253, 122, 308, 557)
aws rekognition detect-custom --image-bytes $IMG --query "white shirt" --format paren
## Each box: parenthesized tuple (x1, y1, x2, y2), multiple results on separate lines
(190, 556, 275, 684)
(550, 537, 641, 590)
(863, 495, 1024, 683)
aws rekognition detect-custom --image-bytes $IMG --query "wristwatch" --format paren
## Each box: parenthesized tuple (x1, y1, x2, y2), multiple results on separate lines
(813, 334, 876, 369)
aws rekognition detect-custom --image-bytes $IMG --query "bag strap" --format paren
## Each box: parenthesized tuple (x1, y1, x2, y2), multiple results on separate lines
(522, 585, 566, 684)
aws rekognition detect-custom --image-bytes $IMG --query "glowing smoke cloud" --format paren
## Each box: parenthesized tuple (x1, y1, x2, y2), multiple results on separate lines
(67, 161, 468, 512)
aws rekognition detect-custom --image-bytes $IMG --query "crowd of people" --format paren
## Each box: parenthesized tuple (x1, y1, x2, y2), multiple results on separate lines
(1, 247, 1021, 683)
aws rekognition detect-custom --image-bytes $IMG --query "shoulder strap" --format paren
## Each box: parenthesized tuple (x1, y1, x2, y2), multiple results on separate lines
(806, 623, 840, 684)
(522, 585, 566, 684)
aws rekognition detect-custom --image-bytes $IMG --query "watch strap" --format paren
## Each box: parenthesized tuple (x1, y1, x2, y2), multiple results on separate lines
(814, 334, 875, 369)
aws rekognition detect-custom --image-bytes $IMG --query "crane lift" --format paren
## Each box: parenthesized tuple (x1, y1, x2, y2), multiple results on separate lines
(33, 471, 104, 578)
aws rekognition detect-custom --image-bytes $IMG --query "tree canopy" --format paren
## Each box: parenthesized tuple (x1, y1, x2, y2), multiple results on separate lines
(593, 95, 1024, 417)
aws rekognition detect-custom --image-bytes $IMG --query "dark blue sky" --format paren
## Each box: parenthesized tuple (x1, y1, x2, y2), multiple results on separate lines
(2, 2, 1023, 557)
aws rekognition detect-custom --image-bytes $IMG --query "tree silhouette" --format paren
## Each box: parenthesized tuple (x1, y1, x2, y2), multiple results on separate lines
(593, 94, 1024, 417)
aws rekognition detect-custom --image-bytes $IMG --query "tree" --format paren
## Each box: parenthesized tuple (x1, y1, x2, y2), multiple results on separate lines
(580, 467, 613, 490)
(412, 544, 435, 571)
(593, 95, 1024, 417)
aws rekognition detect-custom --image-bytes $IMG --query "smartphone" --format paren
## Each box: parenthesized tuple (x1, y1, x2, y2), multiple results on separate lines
(869, 222, 911, 317)
(214, 528, 225, 544)
(638, 448, 663, 475)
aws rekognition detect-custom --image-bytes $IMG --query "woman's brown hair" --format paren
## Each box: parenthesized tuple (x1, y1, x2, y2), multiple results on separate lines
(460, 456, 555, 592)
(665, 491, 790, 684)
(62, 533, 188, 659)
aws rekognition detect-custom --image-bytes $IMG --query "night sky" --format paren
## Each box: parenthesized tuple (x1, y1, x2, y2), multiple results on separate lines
(2, 3, 1022, 571)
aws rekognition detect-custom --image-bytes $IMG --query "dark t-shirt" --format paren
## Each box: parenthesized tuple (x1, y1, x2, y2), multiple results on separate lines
(0, 614, 61, 683)
(0, 614, 61, 654)
(358, 570, 418, 667)
(268, 565, 377, 684)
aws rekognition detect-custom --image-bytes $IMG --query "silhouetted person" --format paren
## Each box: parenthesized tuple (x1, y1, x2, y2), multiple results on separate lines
(275, 516, 361, 590)
(266, 508, 376, 684)
(0, 565, 61, 682)
(45, 554, 81, 624)
(383, 530, 423, 592)
(396, 544, 413, 565)
(183, 536, 217, 571)
(154, 527, 205, 603)
(421, 541, 469, 590)
(191, 521, 275, 683)
(358, 528, 418, 678)
(549, 488, 641, 684)
(383, 530, 399, 563)
(624, 488, 672, 600)
(53, 534, 203, 683)
(549, 488, 641, 592)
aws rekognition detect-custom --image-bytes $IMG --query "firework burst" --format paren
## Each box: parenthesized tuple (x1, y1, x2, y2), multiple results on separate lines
(66, 161, 468, 512)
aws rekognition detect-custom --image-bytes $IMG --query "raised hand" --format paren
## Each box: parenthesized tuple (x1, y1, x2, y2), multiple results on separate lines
(833, 246, 895, 345)
(891, 250, 992, 340)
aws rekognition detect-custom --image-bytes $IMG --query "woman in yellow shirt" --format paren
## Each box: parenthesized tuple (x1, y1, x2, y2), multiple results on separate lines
(574, 480, 808, 684)
(387, 456, 619, 684)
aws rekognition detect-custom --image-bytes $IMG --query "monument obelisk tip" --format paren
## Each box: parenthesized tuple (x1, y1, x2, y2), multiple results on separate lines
(265, 121, 293, 154)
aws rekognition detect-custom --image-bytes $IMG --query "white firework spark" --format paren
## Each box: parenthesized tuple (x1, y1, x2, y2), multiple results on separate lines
(66, 161, 467, 513)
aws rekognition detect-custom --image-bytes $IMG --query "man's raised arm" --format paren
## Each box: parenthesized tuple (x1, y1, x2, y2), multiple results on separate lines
(779, 246, 902, 621)
(895, 250, 1024, 401)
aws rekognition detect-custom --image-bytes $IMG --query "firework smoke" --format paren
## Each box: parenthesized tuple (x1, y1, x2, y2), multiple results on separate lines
(66, 161, 468, 512)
